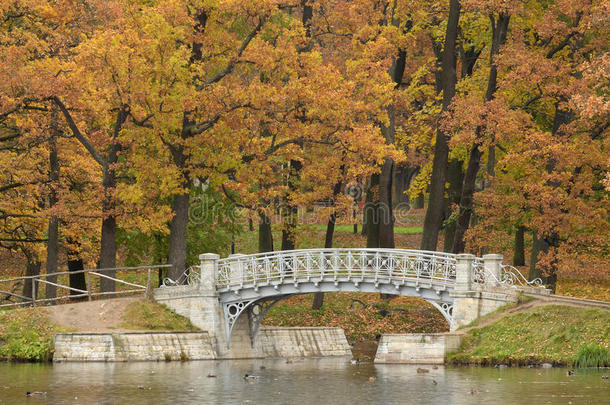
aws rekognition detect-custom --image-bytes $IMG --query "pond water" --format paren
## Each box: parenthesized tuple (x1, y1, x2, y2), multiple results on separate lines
(0, 359, 608, 405)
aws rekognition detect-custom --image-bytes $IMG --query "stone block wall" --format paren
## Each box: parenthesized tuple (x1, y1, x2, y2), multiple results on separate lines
(451, 287, 519, 328)
(374, 333, 463, 364)
(153, 285, 220, 333)
(53, 327, 351, 362)
(53, 332, 216, 362)
(256, 327, 352, 358)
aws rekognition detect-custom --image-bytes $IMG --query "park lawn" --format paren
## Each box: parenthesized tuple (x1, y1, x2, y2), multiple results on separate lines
(262, 292, 448, 343)
(233, 224, 425, 256)
(0, 307, 70, 362)
(301, 224, 423, 235)
(555, 278, 610, 302)
(449, 305, 610, 367)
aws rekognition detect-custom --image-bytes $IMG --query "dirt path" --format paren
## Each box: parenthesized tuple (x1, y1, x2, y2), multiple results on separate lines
(41, 297, 138, 332)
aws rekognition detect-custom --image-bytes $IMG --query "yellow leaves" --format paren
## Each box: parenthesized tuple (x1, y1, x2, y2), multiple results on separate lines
(407, 161, 432, 200)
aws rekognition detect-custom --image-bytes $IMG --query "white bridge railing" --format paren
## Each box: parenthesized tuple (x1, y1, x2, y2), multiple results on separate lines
(216, 248, 458, 291)
(212, 249, 544, 291)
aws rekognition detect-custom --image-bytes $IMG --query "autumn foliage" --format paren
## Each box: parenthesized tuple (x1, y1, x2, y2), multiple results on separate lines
(0, 0, 608, 293)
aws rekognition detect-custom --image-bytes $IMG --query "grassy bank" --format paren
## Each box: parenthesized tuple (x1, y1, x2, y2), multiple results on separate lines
(449, 305, 610, 367)
(262, 292, 448, 343)
(0, 299, 196, 362)
(120, 299, 197, 331)
(0, 307, 69, 362)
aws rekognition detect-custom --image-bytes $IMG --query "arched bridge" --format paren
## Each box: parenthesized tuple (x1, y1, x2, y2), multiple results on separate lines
(156, 248, 545, 349)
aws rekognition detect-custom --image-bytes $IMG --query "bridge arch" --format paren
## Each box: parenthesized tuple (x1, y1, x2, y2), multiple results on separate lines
(156, 248, 544, 350)
(216, 249, 460, 345)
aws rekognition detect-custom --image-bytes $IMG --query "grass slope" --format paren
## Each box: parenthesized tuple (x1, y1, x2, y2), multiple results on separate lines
(449, 305, 610, 366)
(0, 299, 196, 362)
(0, 307, 69, 362)
(120, 299, 197, 331)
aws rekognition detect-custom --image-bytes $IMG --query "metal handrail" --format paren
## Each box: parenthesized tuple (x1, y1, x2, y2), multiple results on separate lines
(216, 248, 458, 290)
(162, 266, 201, 287)
(499, 264, 544, 287)
(0, 264, 172, 308)
(472, 262, 544, 288)
(216, 248, 458, 265)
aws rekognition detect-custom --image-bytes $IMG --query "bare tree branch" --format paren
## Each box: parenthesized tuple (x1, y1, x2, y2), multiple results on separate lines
(0, 182, 23, 193)
(53, 97, 107, 167)
(203, 16, 267, 86)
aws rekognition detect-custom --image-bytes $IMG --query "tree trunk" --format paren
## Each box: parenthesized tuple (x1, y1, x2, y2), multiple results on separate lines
(513, 226, 525, 266)
(452, 13, 510, 253)
(66, 240, 87, 300)
(414, 193, 424, 209)
(99, 107, 126, 291)
(98, 150, 120, 291)
(99, 214, 117, 292)
(442, 46, 478, 252)
(68, 257, 87, 300)
(531, 103, 572, 292)
(22, 248, 41, 302)
(452, 145, 482, 253)
(45, 119, 60, 300)
(312, 213, 336, 310)
(312, 179, 342, 310)
(280, 204, 298, 250)
(421, 0, 461, 251)
(167, 116, 192, 282)
(168, 191, 190, 281)
(376, 46, 406, 249)
(378, 158, 395, 248)
(529, 231, 543, 281)
(166, 12, 209, 283)
(258, 212, 274, 253)
(487, 145, 495, 177)
(361, 180, 372, 235)
(281, 3, 312, 250)
(281, 160, 302, 251)
(45, 215, 59, 300)
(443, 159, 464, 252)
(392, 166, 407, 207)
(366, 174, 380, 248)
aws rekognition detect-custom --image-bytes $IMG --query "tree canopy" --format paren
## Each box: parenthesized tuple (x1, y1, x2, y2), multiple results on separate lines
(1, 0, 608, 290)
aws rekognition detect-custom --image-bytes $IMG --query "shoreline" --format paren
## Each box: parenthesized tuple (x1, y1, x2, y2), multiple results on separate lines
(2, 300, 608, 367)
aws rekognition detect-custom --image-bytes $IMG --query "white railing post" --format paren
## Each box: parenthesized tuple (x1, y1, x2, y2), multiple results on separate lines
(228, 253, 246, 286)
(145, 268, 152, 299)
(199, 253, 220, 290)
(455, 253, 475, 291)
(86, 271, 92, 301)
(483, 254, 503, 286)
(31, 278, 36, 306)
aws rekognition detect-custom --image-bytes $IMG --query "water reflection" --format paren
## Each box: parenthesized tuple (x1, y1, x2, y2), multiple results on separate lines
(0, 360, 608, 404)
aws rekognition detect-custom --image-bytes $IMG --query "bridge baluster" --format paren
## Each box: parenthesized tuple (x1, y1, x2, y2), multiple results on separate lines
(199, 253, 220, 290)
(483, 254, 503, 286)
(455, 254, 474, 291)
(346, 251, 353, 279)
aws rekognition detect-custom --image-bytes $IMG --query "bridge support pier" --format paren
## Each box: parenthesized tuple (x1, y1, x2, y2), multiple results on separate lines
(154, 254, 261, 358)
(451, 253, 518, 329)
